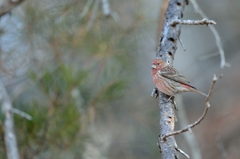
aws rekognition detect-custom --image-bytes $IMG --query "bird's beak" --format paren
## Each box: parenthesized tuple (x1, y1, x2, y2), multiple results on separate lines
(151, 65, 156, 69)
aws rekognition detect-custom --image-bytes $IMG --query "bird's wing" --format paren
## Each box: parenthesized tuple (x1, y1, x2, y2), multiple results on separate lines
(160, 72, 191, 84)
(159, 66, 191, 85)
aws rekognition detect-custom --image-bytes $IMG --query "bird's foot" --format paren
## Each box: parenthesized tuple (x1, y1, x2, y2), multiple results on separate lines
(167, 96, 178, 111)
(151, 88, 159, 98)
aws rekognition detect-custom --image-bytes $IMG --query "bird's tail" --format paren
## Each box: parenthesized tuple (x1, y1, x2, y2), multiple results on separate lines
(191, 87, 207, 97)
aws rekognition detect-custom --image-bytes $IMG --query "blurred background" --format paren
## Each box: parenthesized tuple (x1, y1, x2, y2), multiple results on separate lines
(0, 0, 239, 159)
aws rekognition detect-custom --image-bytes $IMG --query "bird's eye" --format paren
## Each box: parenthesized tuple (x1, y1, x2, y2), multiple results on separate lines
(157, 63, 160, 66)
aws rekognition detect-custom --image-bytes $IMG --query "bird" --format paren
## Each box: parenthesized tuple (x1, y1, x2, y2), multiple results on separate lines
(151, 59, 207, 97)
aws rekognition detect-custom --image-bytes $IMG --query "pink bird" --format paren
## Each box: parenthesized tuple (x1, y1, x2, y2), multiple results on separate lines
(151, 59, 207, 97)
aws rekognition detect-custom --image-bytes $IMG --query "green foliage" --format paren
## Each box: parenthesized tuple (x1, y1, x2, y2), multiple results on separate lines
(14, 102, 85, 159)
(0, 0, 143, 158)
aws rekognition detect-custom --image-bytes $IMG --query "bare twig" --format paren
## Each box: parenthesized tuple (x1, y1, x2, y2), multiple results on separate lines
(179, 38, 186, 51)
(101, 0, 111, 17)
(198, 53, 231, 67)
(80, 0, 94, 18)
(157, 137, 162, 153)
(198, 52, 219, 60)
(171, 19, 216, 26)
(87, 0, 100, 31)
(175, 147, 190, 158)
(12, 108, 32, 120)
(161, 74, 222, 141)
(187, 126, 193, 134)
(0, 80, 20, 159)
(190, 0, 229, 68)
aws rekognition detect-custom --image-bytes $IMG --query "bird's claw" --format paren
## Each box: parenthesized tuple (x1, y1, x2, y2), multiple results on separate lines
(151, 88, 159, 98)
(168, 96, 178, 111)
(173, 99, 178, 111)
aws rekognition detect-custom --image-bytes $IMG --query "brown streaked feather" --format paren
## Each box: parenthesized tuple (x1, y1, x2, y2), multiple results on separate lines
(160, 72, 191, 85)
(161, 65, 179, 74)
(159, 66, 192, 86)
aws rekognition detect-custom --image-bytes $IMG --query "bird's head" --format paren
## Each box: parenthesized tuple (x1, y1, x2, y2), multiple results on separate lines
(151, 59, 166, 71)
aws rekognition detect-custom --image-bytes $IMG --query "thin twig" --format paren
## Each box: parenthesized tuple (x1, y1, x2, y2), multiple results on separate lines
(12, 108, 32, 120)
(101, 0, 111, 17)
(187, 126, 193, 134)
(171, 19, 216, 26)
(175, 147, 190, 158)
(86, 0, 100, 31)
(198, 52, 219, 60)
(0, 80, 20, 159)
(190, 0, 229, 68)
(80, 0, 94, 18)
(157, 139, 162, 153)
(179, 38, 186, 51)
(161, 74, 222, 141)
(198, 52, 230, 67)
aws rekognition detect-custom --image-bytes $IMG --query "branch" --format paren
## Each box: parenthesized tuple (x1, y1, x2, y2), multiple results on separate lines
(175, 147, 190, 158)
(12, 108, 32, 120)
(86, 0, 100, 31)
(179, 38, 186, 51)
(80, 0, 94, 19)
(101, 0, 111, 17)
(0, 80, 20, 159)
(0, 0, 25, 17)
(161, 74, 222, 141)
(171, 19, 216, 26)
(190, 0, 229, 68)
(156, 0, 188, 158)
